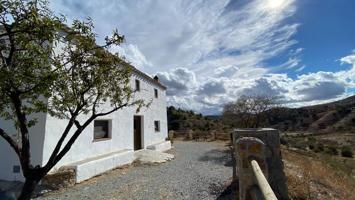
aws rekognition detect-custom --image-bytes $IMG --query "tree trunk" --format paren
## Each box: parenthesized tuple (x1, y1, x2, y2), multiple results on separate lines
(18, 177, 40, 200)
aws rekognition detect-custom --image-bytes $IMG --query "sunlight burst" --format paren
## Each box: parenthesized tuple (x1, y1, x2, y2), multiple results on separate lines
(268, 0, 285, 9)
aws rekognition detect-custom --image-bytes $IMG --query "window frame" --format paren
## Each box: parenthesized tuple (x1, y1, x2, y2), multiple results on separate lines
(93, 120, 112, 142)
(154, 120, 160, 132)
(154, 88, 158, 98)
(135, 79, 141, 92)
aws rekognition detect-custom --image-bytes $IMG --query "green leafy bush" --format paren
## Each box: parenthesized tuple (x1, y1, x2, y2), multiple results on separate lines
(309, 144, 315, 150)
(280, 137, 288, 145)
(307, 136, 316, 143)
(307, 136, 317, 150)
(341, 146, 353, 158)
(294, 142, 306, 150)
(325, 146, 338, 155)
(313, 143, 324, 153)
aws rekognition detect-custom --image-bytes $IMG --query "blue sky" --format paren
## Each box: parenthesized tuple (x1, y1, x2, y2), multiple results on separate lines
(270, 0, 355, 75)
(51, 0, 355, 114)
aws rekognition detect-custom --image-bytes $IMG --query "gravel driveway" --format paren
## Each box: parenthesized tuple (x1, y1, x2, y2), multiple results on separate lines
(37, 141, 233, 200)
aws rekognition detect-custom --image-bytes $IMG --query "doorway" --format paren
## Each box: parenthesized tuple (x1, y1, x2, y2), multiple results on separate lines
(134, 116, 143, 150)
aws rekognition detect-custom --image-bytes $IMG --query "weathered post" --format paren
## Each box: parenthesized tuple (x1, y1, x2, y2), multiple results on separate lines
(231, 132, 237, 181)
(210, 130, 217, 141)
(233, 128, 289, 200)
(168, 130, 175, 144)
(235, 137, 269, 200)
(187, 129, 194, 140)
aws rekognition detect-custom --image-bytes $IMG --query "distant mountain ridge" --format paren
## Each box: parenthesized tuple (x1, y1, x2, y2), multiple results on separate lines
(167, 106, 226, 132)
(168, 95, 355, 133)
(268, 95, 355, 133)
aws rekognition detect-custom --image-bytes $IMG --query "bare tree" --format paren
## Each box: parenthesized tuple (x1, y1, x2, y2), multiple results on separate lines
(222, 95, 279, 128)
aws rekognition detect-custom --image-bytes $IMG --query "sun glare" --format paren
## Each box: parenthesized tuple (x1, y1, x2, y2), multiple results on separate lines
(268, 0, 285, 9)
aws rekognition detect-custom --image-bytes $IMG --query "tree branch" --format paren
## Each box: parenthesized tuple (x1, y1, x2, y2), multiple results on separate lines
(74, 119, 81, 129)
(49, 116, 93, 168)
(91, 92, 101, 115)
(9, 91, 31, 174)
(49, 102, 132, 169)
(43, 116, 76, 171)
(94, 103, 128, 117)
(0, 128, 21, 157)
(44, 104, 83, 171)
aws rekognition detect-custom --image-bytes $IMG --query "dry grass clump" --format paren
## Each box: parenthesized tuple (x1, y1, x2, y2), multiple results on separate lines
(282, 148, 355, 200)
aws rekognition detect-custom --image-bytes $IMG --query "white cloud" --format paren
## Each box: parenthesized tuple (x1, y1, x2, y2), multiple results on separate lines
(291, 72, 347, 101)
(239, 75, 290, 98)
(51, 0, 298, 74)
(295, 65, 306, 72)
(197, 79, 226, 96)
(340, 53, 355, 65)
(51, 0, 355, 114)
(156, 68, 196, 96)
(338, 51, 355, 88)
(110, 44, 153, 71)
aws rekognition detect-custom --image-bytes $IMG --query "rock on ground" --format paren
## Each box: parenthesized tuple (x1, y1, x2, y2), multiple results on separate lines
(134, 149, 174, 164)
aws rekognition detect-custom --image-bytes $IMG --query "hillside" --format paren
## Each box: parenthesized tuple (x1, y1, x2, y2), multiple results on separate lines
(167, 106, 226, 132)
(167, 95, 355, 133)
(268, 95, 355, 133)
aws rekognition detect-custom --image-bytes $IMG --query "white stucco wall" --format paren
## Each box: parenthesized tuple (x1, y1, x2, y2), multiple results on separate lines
(0, 31, 168, 182)
(0, 73, 168, 182)
(41, 74, 168, 172)
(0, 112, 47, 181)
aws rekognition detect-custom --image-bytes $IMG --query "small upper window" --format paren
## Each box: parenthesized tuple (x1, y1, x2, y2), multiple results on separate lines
(13, 165, 21, 173)
(154, 121, 160, 132)
(135, 79, 140, 91)
(154, 88, 158, 98)
(94, 120, 110, 140)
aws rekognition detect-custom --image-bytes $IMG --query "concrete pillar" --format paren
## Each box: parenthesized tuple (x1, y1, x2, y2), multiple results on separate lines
(210, 130, 217, 141)
(235, 137, 268, 200)
(168, 130, 174, 144)
(187, 129, 194, 140)
(233, 128, 289, 200)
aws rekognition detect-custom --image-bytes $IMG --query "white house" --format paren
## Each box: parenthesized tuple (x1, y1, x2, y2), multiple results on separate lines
(0, 68, 171, 183)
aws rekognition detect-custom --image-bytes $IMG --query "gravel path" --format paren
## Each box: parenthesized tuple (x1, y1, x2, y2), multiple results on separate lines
(37, 141, 233, 200)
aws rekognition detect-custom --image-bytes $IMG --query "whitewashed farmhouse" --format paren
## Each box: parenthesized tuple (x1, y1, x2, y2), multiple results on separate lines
(0, 68, 171, 183)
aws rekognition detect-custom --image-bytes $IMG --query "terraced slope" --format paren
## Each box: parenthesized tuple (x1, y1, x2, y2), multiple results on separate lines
(268, 95, 355, 133)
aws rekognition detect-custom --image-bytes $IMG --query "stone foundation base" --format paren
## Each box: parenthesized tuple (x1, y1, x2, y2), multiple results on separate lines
(44, 142, 172, 184)
(67, 149, 135, 183)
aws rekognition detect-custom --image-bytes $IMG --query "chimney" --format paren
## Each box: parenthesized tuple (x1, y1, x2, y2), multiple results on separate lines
(153, 75, 159, 82)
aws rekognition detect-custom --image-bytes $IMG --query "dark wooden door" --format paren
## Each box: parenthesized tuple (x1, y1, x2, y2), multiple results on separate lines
(134, 116, 142, 150)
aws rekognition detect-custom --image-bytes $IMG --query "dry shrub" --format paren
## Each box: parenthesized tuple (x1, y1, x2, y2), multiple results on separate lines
(42, 167, 76, 189)
(286, 169, 311, 200)
(283, 148, 355, 200)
